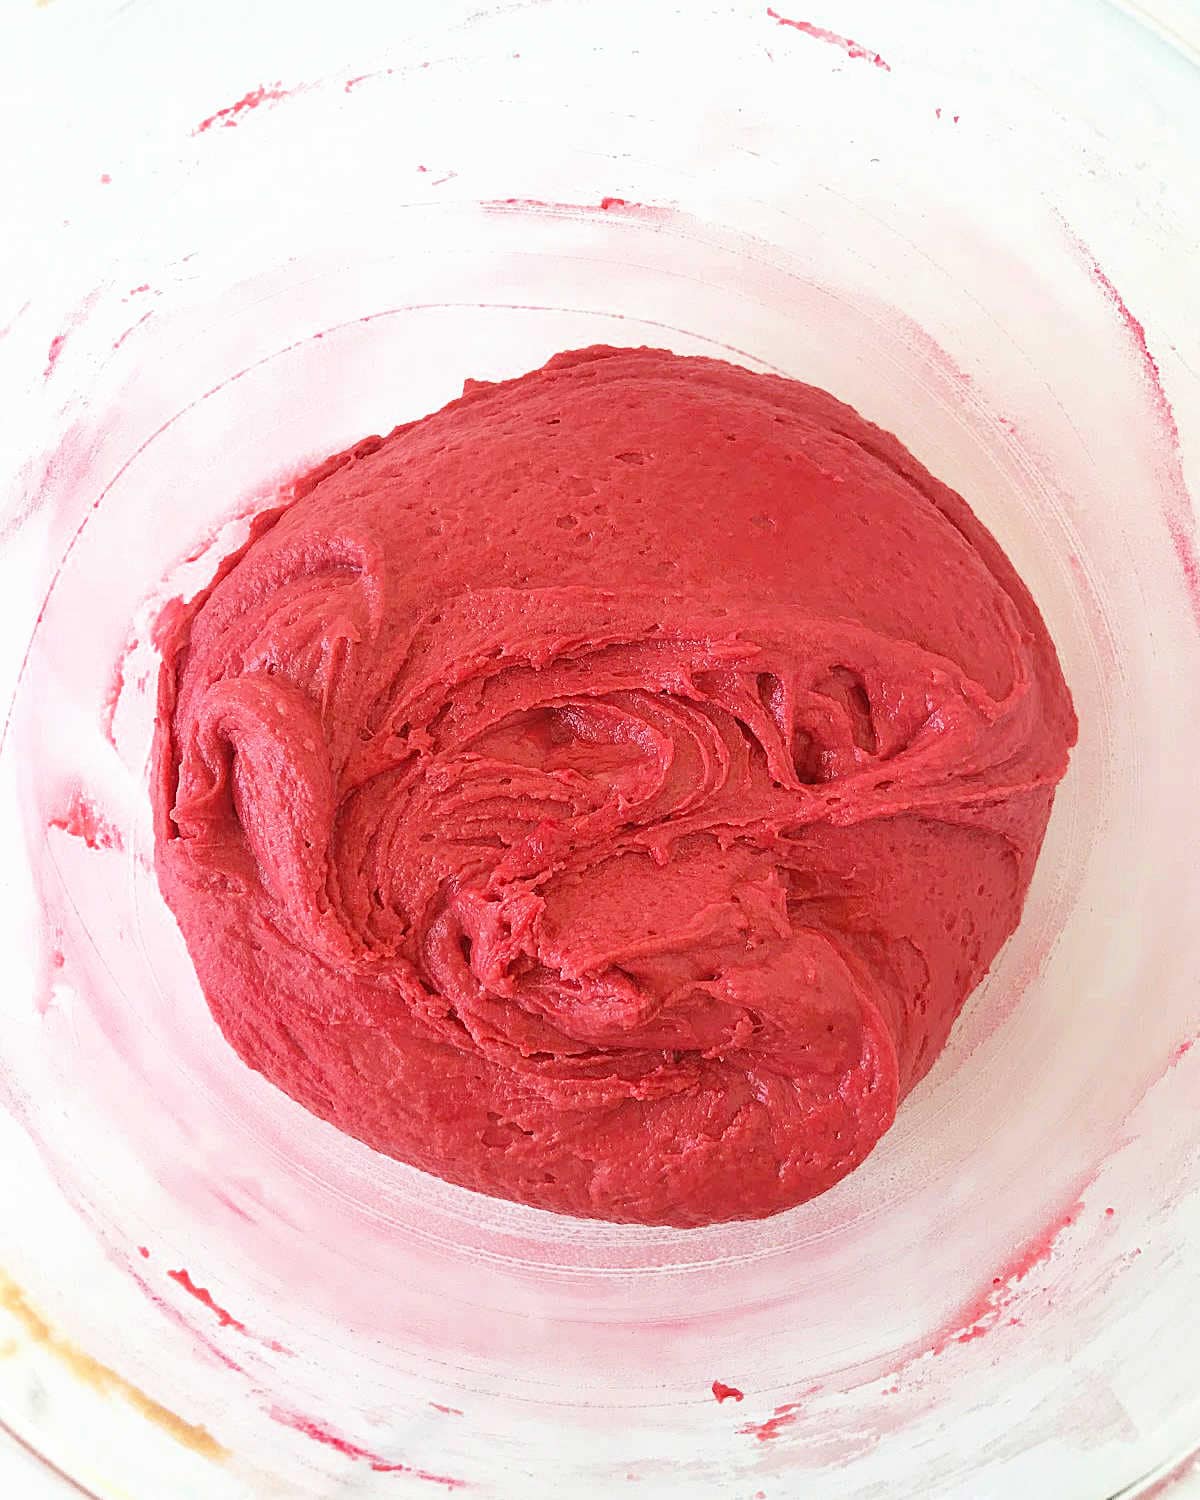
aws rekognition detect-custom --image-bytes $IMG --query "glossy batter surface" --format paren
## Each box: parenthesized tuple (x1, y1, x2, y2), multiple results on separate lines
(154, 347, 1076, 1226)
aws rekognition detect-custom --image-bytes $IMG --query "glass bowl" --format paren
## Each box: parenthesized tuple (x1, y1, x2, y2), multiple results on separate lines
(0, 2, 1197, 1495)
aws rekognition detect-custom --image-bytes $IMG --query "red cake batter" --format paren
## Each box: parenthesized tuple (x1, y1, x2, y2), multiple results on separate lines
(153, 346, 1076, 1226)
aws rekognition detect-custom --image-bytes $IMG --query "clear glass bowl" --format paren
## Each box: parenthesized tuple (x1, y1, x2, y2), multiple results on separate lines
(1, 2, 1197, 1496)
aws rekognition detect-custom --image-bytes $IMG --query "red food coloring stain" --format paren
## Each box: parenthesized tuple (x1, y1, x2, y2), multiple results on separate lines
(99, 173, 111, 185)
(712, 1380, 744, 1403)
(1060, 219, 1200, 631)
(1136, 1450, 1200, 1499)
(738, 1398, 806, 1442)
(128, 1265, 248, 1376)
(209, 1186, 256, 1225)
(430, 1402, 463, 1416)
(204, 1342, 245, 1375)
(48, 789, 123, 851)
(167, 1269, 248, 1333)
(112, 310, 153, 354)
(926, 1203, 1081, 1355)
(344, 67, 395, 93)
(417, 164, 429, 173)
(766, 8, 891, 71)
(193, 84, 292, 136)
(1105, 1207, 1115, 1217)
(37, 944, 66, 1016)
(484, 196, 666, 221)
(270, 1409, 467, 1489)
(371, 1462, 465, 1484)
(44, 333, 66, 380)
(137, 1246, 150, 1259)
(1172, 1037, 1195, 1063)
(490, 196, 576, 213)
(166, 1268, 290, 1354)
(272, 1412, 372, 1461)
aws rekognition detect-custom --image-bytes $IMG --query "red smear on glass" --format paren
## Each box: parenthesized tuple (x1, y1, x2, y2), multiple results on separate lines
(344, 67, 396, 94)
(712, 1380, 744, 1403)
(112, 310, 153, 354)
(270, 1408, 468, 1489)
(167, 1268, 248, 1332)
(48, 788, 123, 851)
(193, 84, 292, 136)
(128, 1265, 247, 1375)
(1133, 1444, 1200, 1499)
(166, 1268, 290, 1354)
(484, 196, 667, 222)
(44, 334, 66, 380)
(1061, 220, 1200, 632)
(766, 8, 891, 71)
(925, 1203, 1082, 1355)
(738, 1398, 805, 1441)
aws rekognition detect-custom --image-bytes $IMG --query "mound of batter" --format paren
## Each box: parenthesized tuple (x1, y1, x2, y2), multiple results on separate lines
(154, 347, 1076, 1226)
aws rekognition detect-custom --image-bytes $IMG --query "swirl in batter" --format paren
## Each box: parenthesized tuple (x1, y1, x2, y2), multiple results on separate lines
(154, 347, 1076, 1226)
